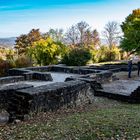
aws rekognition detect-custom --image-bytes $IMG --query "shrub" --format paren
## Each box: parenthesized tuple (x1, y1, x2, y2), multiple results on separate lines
(98, 46, 110, 62)
(91, 49, 100, 63)
(62, 48, 92, 66)
(109, 46, 121, 61)
(0, 59, 15, 77)
(15, 55, 32, 68)
(92, 46, 121, 63)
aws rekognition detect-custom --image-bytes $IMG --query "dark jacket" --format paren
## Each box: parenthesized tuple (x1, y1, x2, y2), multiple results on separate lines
(128, 60, 132, 70)
(138, 61, 140, 68)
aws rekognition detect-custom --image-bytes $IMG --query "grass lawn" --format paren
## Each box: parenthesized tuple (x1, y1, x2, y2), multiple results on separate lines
(0, 97, 140, 140)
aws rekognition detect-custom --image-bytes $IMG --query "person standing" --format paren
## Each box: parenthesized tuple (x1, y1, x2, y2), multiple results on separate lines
(137, 61, 140, 76)
(128, 59, 133, 78)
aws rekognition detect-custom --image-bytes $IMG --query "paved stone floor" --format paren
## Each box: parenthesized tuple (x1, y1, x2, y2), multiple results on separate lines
(101, 80, 140, 96)
(0, 72, 80, 87)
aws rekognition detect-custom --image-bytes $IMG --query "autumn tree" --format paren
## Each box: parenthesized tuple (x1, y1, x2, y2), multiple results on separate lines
(120, 9, 140, 54)
(92, 29, 100, 49)
(65, 21, 100, 48)
(76, 21, 90, 45)
(15, 29, 42, 55)
(84, 29, 100, 49)
(65, 25, 79, 45)
(84, 29, 92, 47)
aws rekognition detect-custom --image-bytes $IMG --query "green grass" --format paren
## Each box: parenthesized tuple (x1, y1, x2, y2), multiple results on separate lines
(0, 98, 140, 140)
(87, 60, 128, 66)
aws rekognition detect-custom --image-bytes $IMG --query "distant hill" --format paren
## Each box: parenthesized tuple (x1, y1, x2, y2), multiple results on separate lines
(0, 37, 114, 48)
(0, 37, 16, 48)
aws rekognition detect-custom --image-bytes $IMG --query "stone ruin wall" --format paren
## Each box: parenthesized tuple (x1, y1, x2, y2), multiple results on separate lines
(0, 65, 104, 121)
(1, 64, 138, 122)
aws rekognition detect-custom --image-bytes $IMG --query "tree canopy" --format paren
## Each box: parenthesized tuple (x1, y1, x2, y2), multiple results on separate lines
(15, 29, 42, 55)
(120, 9, 140, 54)
(103, 21, 120, 49)
(28, 37, 66, 65)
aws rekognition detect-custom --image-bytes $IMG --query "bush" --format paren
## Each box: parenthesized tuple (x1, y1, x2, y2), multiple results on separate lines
(91, 49, 100, 63)
(62, 48, 92, 66)
(0, 59, 15, 77)
(0, 55, 32, 76)
(15, 55, 32, 68)
(92, 46, 121, 63)
(109, 46, 121, 61)
(97, 46, 110, 62)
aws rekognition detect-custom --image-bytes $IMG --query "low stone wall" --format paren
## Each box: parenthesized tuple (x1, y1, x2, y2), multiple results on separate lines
(65, 77, 103, 91)
(96, 71, 113, 83)
(9, 65, 101, 76)
(0, 76, 25, 85)
(26, 66, 51, 72)
(32, 72, 53, 81)
(8, 66, 111, 84)
(0, 84, 33, 110)
(8, 69, 53, 81)
(6, 80, 94, 120)
(95, 90, 131, 102)
(89, 64, 138, 72)
(130, 87, 140, 101)
(2, 64, 140, 123)
(50, 66, 101, 74)
(8, 68, 31, 76)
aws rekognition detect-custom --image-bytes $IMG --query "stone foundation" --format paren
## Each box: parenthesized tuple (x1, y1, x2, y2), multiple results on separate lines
(0, 84, 33, 110)
(0, 64, 139, 122)
(0, 76, 25, 85)
(6, 80, 94, 120)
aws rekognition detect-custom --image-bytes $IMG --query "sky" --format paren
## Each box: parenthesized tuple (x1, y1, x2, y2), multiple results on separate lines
(0, 0, 140, 37)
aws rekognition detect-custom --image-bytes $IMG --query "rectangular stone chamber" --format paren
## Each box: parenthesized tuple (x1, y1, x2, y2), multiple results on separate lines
(5, 64, 128, 121)
(8, 65, 114, 84)
(6, 80, 94, 120)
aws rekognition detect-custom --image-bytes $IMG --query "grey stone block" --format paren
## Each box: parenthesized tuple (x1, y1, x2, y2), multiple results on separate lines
(32, 72, 53, 81)
(0, 76, 25, 84)
(6, 80, 94, 120)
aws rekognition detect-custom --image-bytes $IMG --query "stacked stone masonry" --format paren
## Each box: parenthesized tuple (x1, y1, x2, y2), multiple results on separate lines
(7, 80, 94, 120)
(0, 64, 140, 122)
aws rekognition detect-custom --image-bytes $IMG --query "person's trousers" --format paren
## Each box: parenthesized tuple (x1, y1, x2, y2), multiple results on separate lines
(128, 68, 132, 78)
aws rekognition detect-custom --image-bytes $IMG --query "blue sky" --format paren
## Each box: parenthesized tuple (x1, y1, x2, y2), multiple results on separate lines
(0, 0, 140, 37)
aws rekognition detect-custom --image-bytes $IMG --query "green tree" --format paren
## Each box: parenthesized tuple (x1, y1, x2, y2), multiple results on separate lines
(29, 37, 65, 66)
(120, 9, 140, 54)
